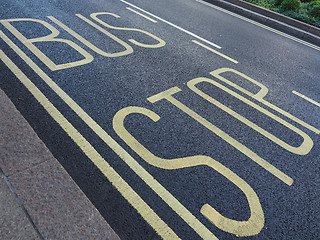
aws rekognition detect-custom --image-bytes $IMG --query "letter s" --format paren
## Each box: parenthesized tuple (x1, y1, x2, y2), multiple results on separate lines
(113, 106, 264, 237)
(90, 12, 166, 48)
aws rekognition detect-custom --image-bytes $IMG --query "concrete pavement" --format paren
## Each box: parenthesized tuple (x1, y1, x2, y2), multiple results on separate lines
(0, 88, 120, 240)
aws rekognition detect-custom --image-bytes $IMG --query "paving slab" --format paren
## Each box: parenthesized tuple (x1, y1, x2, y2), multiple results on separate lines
(8, 159, 120, 240)
(0, 172, 41, 240)
(0, 88, 50, 176)
(0, 88, 120, 240)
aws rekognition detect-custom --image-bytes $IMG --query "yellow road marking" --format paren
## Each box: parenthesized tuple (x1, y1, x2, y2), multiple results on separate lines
(90, 12, 165, 49)
(196, 0, 320, 51)
(292, 91, 320, 108)
(188, 76, 313, 155)
(126, 7, 158, 23)
(147, 87, 293, 186)
(192, 40, 238, 64)
(0, 31, 179, 240)
(0, 18, 94, 71)
(0, 31, 217, 240)
(210, 68, 320, 134)
(48, 15, 134, 57)
(113, 106, 264, 237)
(119, 0, 222, 49)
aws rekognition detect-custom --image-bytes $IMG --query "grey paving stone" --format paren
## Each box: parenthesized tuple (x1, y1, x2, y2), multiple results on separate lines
(0, 89, 50, 176)
(0, 89, 120, 239)
(0, 174, 40, 240)
(8, 159, 120, 240)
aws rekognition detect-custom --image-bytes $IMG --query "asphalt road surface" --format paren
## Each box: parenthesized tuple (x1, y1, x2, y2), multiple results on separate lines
(1, 0, 319, 239)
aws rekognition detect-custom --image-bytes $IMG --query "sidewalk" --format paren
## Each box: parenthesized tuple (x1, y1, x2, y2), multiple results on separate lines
(0, 88, 120, 240)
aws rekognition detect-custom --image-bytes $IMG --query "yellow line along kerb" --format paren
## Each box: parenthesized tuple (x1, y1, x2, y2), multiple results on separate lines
(0, 31, 180, 240)
(0, 31, 218, 240)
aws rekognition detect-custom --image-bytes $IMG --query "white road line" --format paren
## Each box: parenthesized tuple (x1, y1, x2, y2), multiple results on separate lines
(192, 40, 238, 63)
(196, 0, 320, 51)
(292, 91, 320, 108)
(0, 30, 218, 240)
(119, 0, 222, 49)
(126, 7, 158, 23)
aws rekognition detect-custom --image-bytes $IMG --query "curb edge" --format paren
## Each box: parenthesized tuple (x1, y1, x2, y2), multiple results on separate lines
(204, 0, 320, 45)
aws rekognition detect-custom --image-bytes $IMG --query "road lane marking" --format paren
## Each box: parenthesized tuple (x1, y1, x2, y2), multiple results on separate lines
(89, 12, 166, 49)
(210, 68, 320, 134)
(192, 40, 238, 64)
(0, 18, 94, 71)
(147, 87, 294, 186)
(292, 91, 320, 108)
(0, 31, 218, 240)
(48, 15, 134, 57)
(188, 75, 313, 155)
(113, 106, 265, 237)
(196, 0, 320, 51)
(126, 7, 158, 23)
(119, 0, 222, 49)
(0, 31, 180, 240)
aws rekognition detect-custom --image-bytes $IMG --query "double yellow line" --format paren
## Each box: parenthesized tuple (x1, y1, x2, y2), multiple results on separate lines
(0, 31, 181, 240)
(0, 30, 221, 239)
